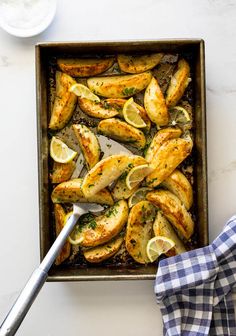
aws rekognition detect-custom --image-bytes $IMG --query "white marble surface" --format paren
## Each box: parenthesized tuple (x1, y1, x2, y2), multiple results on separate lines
(0, 0, 236, 335)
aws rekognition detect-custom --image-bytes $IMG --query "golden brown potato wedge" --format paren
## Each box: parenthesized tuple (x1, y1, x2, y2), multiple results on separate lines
(97, 118, 146, 149)
(118, 53, 164, 73)
(81, 154, 134, 198)
(54, 204, 71, 265)
(112, 156, 147, 200)
(51, 178, 114, 205)
(144, 76, 169, 126)
(48, 72, 77, 130)
(145, 127, 182, 165)
(161, 169, 193, 210)
(146, 190, 194, 239)
(57, 58, 115, 77)
(77, 200, 128, 247)
(126, 200, 156, 264)
(83, 235, 124, 263)
(50, 161, 76, 184)
(146, 137, 193, 187)
(166, 59, 191, 107)
(78, 98, 124, 119)
(73, 124, 100, 169)
(87, 71, 152, 98)
(153, 211, 186, 256)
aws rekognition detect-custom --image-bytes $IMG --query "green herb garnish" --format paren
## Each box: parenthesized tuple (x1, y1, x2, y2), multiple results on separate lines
(122, 87, 136, 96)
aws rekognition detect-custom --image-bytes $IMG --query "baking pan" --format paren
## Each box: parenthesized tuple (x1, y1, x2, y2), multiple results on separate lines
(35, 39, 208, 281)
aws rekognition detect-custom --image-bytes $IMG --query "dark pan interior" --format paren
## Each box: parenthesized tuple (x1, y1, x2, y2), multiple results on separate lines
(36, 40, 208, 281)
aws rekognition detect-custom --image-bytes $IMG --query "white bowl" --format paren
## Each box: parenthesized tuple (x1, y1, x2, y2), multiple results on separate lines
(0, 0, 57, 38)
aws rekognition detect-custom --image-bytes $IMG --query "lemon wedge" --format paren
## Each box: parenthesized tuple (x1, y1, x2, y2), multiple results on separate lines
(128, 187, 152, 208)
(123, 97, 146, 128)
(126, 164, 153, 190)
(50, 137, 77, 163)
(169, 106, 191, 125)
(69, 83, 100, 102)
(64, 211, 84, 245)
(146, 236, 175, 262)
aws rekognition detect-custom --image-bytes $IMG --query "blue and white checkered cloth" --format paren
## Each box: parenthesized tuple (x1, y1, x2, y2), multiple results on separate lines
(155, 215, 236, 336)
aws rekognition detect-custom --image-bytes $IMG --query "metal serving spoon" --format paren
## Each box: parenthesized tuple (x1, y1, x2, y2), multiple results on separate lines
(0, 135, 133, 336)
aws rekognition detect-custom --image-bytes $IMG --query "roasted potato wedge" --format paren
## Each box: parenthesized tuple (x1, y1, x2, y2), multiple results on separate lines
(82, 154, 137, 198)
(87, 71, 152, 98)
(126, 200, 156, 264)
(118, 53, 163, 73)
(57, 58, 115, 77)
(54, 204, 71, 265)
(73, 124, 100, 169)
(153, 211, 186, 256)
(78, 200, 128, 247)
(145, 127, 182, 165)
(49, 72, 77, 130)
(161, 169, 193, 210)
(78, 98, 124, 119)
(51, 178, 114, 205)
(98, 118, 146, 149)
(83, 235, 124, 263)
(144, 77, 169, 126)
(146, 137, 193, 187)
(166, 59, 191, 107)
(112, 156, 147, 200)
(50, 161, 76, 184)
(146, 190, 194, 239)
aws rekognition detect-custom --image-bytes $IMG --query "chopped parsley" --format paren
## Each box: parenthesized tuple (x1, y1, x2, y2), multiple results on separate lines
(106, 205, 118, 218)
(78, 212, 97, 232)
(88, 184, 94, 188)
(122, 87, 136, 96)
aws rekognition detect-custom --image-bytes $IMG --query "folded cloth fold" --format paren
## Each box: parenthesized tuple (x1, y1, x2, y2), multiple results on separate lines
(155, 215, 236, 336)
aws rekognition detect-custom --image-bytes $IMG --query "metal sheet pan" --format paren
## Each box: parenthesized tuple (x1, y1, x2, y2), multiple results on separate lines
(35, 40, 208, 281)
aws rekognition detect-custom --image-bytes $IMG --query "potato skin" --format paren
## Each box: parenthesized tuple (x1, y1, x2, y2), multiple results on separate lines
(153, 211, 186, 256)
(57, 58, 115, 77)
(87, 71, 152, 98)
(73, 124, 100, 169)
(126, 200, 156, 264)
(78, 98, 122, 119)
(82, 154, 132, 198)
(166, 59, 190, 107)
(146, 137, 193, 187)
(98, 118, 146, 149)
(49, 72, 77, 130)
(118, 53, 164, 73)
(83, 235, 124, 263)
(54, 204, 71, 265)
(79, 200, 128, 247)
(147, 190, 194, 240)
(144, 77, 169, 126)
(112, 156, 147, 200)
(51, 178, 114, 205)
(145, 127, 182, 165)
(161, 169, 193, 210)
(50, 161, 76, 184)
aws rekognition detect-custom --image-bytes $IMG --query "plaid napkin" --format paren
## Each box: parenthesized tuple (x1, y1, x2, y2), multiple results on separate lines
(155, 215, 236, 336)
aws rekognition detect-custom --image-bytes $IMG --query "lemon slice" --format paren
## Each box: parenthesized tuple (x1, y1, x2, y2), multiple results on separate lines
(128, 187, 153, 208)
(123, 97, 147, 128)
(169, 106, 191, 125)
(64, 212, 84, 245)
(146, 236, 175, 262)
(50, 137, 77, 163)
(126, 164, 153, 190)
(69, 83, 100, 102)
